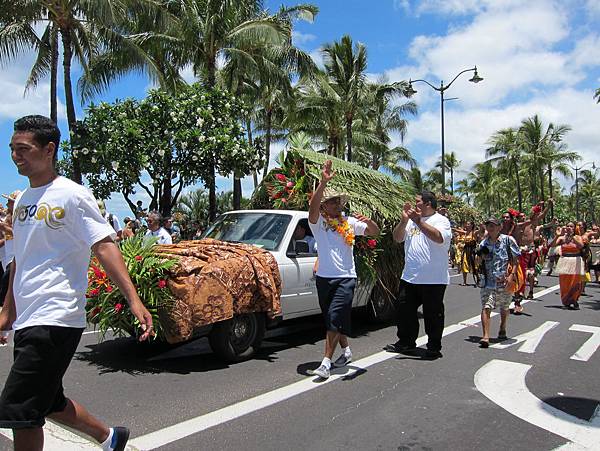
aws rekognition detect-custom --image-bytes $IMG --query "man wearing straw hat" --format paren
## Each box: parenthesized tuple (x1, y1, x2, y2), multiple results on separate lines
(307, 160, 380, 379)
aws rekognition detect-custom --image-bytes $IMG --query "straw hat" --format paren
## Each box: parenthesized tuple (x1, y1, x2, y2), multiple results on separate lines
(1, 190, 22, 202)
(321, 187, 349, 207)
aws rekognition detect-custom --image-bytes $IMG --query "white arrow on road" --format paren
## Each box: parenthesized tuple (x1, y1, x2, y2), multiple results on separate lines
(474, 359, 600, 449)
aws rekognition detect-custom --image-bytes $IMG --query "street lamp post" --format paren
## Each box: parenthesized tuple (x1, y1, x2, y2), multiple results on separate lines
(405, 67, 483, 195)
(568, 162, 596, 222)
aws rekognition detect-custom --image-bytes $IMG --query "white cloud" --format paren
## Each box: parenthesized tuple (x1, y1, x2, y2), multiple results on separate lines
(404, 88, 600, 177)
(292, 30, 317, 46)
(0, 55, 66, 121)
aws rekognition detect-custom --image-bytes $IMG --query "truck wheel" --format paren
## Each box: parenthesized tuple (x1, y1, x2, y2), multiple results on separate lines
(367, 286, 403, 323)
(209, 313, 266, 362)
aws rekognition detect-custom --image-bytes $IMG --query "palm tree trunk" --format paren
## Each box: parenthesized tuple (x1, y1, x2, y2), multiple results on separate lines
(233, 172, 242, 210)
(345, 118, 353, 162)
(160, 153, 172, 217)
(513, 160, 523, 212)
(450, 168, 454, 195)
(246, 119, 258, 189)
(262, 109, 272, 179)
(50, 27, 58, 123)
(539, 165, 545, 200)
(206, 53, 217, 221)
(61, 30, 81, 184)
(548, 163, 554, 217)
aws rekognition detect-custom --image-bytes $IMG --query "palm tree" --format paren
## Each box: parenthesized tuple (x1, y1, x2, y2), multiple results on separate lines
(171, 0, 316, 221)
(578, 169, 600, 223)
(322, 35, 367, 162)
(455, 178, 471, 204)
(435, 151, 460, 195)
(486, 127, 524, 211)
(595, 88, 600, 103)
(290, 72, 346, 157)
(366, 79, 417, 171)
(1, 0, 160, 184)
(404, 167, 424, 192)
(466, 161, 506, 216)
(518, 115, 570, 203)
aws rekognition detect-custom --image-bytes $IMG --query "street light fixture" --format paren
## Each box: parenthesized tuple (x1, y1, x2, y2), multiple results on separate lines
(567, 161, 596, 222)
(405, 66, 483, 195)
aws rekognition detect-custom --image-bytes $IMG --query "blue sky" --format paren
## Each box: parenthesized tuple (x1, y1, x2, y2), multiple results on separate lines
(1, 0, 600, 220)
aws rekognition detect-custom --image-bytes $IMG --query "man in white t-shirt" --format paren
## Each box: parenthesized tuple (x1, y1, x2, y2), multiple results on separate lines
(144, 211, 173, 245)
(307, 160, 380, 379)
(0, 115, 154, 451)
(385, 191, 452, 359)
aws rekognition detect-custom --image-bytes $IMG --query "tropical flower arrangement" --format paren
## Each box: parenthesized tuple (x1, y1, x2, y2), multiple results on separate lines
(86, 234, 178, 340)
(265, 156, 308, 209)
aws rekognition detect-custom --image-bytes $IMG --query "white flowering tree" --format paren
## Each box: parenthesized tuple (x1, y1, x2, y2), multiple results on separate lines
(64, 84, 263, 216)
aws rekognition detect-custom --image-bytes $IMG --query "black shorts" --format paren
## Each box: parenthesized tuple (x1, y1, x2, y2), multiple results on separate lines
(0, 325, 84, 429)
(315, 276, 357, 335)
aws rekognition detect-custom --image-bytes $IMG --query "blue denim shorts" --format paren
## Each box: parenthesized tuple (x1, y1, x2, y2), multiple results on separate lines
(315, 276, 357, 335)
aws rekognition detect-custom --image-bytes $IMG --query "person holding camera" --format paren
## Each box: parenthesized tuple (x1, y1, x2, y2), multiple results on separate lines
(476, 217, 521, 348)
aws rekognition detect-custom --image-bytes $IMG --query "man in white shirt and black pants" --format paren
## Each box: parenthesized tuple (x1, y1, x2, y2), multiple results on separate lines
(385, 191, 452, 359)
(307, 160, 380, 379)
(0, 115, 154, 451)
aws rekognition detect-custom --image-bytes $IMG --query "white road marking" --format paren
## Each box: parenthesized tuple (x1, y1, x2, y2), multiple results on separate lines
(130, 285, 560, 450)
(0, 420, 100, 450)
(0, 283, 560, 450)
(491, 321, 560, 353)
(475, 359, 600, 450)
(569, 325, 600, 362)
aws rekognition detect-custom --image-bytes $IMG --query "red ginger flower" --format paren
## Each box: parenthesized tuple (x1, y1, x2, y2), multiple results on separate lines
(367, 239, 377, 249)
(88, 288, 100, 298)
(135, 255, 143, 261)
(275, 173, 287, 182)
(158, 279, 167, 289)
(114, 303, 123, 313)
(105, 285, 113, 293)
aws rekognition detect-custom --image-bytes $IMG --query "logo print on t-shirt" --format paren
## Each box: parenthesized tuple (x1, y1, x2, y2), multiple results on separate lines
(15, 203, 65, 230)
(409, 226, 421, 236)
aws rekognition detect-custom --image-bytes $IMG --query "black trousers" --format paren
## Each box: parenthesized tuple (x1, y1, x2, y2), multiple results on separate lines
(396, 282, 447, 351)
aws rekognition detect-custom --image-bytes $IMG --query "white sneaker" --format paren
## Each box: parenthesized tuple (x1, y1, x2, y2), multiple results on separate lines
(333, 353, 352, 368)
(308, 364, 330, 378)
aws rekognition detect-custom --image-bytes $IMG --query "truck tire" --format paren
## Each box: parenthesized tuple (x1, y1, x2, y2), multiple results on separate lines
(209, 313, 266, 362)
(367, 285, 404, 323)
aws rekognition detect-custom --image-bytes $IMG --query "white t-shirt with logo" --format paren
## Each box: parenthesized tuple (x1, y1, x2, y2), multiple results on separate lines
(401, 213, 452, 285)
(145, 227, 172, 245)
(11, 176, 116, 330)
(309, 214, 367, 278)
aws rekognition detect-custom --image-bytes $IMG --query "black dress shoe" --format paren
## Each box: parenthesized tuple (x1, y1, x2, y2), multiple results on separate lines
(424, 350, 443, 359)
(383, 342, 416, 353)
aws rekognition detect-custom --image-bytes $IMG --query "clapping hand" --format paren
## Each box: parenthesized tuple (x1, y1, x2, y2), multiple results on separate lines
(352, 213, 371, 224)
(406, 205, 422, 223)
(401, 202, 411, 223)
(321, 160, 335, 183)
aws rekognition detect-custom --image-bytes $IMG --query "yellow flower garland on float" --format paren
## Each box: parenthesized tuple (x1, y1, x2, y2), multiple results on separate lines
(324, 215, 355, 246)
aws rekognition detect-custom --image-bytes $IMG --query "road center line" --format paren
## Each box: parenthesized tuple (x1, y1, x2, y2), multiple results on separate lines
(129, 284, 560, 450)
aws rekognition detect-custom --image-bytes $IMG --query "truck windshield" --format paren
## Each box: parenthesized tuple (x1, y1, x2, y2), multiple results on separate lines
(203, 213, 292, 251)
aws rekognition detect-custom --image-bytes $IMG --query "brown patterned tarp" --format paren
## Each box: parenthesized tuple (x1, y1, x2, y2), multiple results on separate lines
(153, 239, 282, 344)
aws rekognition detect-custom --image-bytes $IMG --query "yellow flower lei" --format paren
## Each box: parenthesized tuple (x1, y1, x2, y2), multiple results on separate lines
(324, 215, 355, 246)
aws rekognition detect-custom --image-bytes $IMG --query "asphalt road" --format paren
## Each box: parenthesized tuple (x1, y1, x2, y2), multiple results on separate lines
(1, 270, 600, 451)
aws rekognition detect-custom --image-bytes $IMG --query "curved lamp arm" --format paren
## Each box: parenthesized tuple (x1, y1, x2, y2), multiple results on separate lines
(445, 67, 478, 91)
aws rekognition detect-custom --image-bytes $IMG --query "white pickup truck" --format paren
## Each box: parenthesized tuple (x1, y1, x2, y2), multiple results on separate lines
(201, 209, 390, 361)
